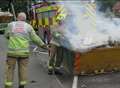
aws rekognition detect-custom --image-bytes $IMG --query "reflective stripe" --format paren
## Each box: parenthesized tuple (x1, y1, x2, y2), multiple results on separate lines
(8, 48, 29, 51)
(56, 5, 67, 21)
(57, 5, 64, 13)
(36, 6, 52, 13)
(86, 4, 95, 13)
(20, 81, 27, 85)
(38, 19, 42, 26)
(44, 17, 49, 26)
(35, 5, 58, 13)
(48, 66, 53, 69)
(85, 3, 96, 29)
(5, 82, 13, 86)
(37, 14, 42, 26)
(31, 20, 36, 27)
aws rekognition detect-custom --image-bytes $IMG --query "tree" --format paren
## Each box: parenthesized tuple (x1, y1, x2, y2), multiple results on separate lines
(97, 0, 118, 12)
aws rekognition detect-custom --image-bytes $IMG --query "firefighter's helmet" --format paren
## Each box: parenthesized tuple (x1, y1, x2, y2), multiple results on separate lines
(56, 5, 67, 22)
(56, 13, 66, 21)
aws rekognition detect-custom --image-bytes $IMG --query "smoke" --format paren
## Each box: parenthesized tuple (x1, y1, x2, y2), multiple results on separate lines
(56, 0, 120, 53)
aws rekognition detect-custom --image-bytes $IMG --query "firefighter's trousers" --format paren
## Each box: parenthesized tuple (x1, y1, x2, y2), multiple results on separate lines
(5, 57, 28, 88)
(48, 44, 63, 69)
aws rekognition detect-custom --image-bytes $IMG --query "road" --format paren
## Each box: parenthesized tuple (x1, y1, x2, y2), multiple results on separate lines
(1, 35, 120, 88)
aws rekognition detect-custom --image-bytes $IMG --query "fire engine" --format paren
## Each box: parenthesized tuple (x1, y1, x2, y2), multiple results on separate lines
(30, 0, 120, 76)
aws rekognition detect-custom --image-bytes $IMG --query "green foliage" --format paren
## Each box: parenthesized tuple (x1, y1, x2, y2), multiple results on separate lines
(0, 0, 28, 13)
(96, 0, 119, 12)
(97, 0, 118, 8)
(14, 2, 27, 13)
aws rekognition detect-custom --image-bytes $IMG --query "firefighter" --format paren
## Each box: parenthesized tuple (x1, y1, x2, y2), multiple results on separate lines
(4, 12, 46, 88)
(48, 10, 67, 75)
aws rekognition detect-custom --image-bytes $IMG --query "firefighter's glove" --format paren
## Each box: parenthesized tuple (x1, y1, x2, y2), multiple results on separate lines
(41, 44, 50, 50)
(53, 32, 61, 39)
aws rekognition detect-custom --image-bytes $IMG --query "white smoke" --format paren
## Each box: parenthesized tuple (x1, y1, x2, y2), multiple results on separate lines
(56, 0, 120, 53)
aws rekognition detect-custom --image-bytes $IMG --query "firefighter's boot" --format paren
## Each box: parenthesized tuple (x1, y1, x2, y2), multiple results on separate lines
(48, 66, 54, 75)
(19, 85, 24, 88)
(54, 67, 63, 75)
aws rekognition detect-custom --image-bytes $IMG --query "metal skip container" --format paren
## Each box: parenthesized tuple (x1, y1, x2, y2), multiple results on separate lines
(61, 47, 120, 75)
